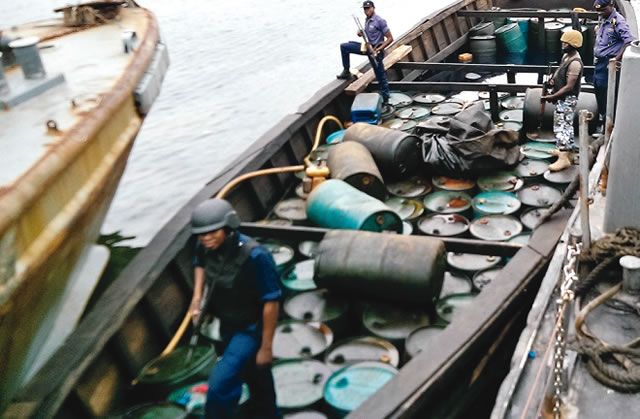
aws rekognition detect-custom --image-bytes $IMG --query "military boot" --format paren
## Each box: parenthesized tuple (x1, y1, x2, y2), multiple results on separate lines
(549, 151, 573, 172)
(336, 69, 354, 80)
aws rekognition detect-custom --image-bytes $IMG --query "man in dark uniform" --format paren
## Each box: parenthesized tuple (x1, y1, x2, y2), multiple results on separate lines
(593, 0, 635, 119)
(541, 29, 584, 171)
(337, 1, 394, 106)
(190, 198, 281, 419)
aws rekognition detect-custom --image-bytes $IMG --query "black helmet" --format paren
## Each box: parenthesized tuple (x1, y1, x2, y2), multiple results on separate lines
(191, 198, 241, 234)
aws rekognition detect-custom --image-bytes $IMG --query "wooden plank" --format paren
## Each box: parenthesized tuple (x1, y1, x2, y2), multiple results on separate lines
(457, 10, 598, 19)
(425, 34, 467, 63)
(344, 45, 413, 95)
(394, 62, 596, 73)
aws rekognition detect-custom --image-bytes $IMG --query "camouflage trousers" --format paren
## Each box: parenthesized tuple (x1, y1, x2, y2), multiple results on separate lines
(553, 95, 578, 151)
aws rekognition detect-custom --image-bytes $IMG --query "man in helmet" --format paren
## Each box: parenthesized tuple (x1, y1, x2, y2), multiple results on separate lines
(337, 1, 394, 107)
(541, 29, 584, 171)
(593, 0, 635, 119)
(190, 198, 281, 419)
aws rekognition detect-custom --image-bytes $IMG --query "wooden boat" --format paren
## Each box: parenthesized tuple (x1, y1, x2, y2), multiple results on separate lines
(5, 0, 627, 417)
(0, 0, 167, 412)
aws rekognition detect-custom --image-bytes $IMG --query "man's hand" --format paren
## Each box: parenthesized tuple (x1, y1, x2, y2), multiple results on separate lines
(357, 29, 363, 37)
(190, 299, 201, 325)
(256, 346, 273, 366)
(540, 95, 553, 103)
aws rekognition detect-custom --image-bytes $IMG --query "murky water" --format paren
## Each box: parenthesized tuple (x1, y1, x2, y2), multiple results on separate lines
(3, 0, 453, 246)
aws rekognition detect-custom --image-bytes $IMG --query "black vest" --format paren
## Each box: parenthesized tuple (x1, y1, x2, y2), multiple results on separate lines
(202, 235, 262, 332)
(552, 53, 583, 98)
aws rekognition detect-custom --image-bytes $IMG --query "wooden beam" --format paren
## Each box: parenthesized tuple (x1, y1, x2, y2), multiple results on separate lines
(394, 62, 596, 73)
(457, 10, 598, 19)
(426, 34, 467, 64)
(374, 81, 596, 94)
(345, 45, 413, 95)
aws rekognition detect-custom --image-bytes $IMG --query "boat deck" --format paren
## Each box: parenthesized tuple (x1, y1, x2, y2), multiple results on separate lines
(0, 8, 150, 187)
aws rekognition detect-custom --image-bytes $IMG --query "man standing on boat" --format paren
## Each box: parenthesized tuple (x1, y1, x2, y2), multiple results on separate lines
(593, 0, 635, 120)
(337, 1, 393, 107)
(541, 29, 584, 172)
(190, 198, 281, 419)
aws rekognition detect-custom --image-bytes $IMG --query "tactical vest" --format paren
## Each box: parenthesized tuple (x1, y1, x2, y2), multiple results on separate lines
(552, 54, 583, 98)
(203, 236, 261, 332)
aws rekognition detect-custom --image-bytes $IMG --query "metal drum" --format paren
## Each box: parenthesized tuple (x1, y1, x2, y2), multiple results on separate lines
(284, 289, 349, 325)
(501, 96, 525, 110)
(509, 232, 532, 246)
(402, 221, 414, 235)
(405, 326, 446, 359)
(306, 180, 402, 233)
(167, 382, 249, 417)
(520, 207, 549, 230)
(479, 91, 509, 100)
(417, 213, 470, 237)
(440, 271, 473, 299)
(473, 266, 503, 291)
(544, 165, 578, 184)
(382, 118, 417, 132)
(120, 402, 188, 418)
(299, 241, 320, 259)
(385, 197, 424, 221)
(326, 129, 345, 145)
(510, 17, 530, 39)
(262, 242, 295, 272)
(388, 92, 413, 108)
(423, 191, 472, 215)
(524, 89, 600, 135)
(343, 123, 422, 179)
(520, 141, 555, 160)
(517, 184, 562, 207)
(431, 101, 464, 116)
(470, 215, 523, 241)
(499, 109, 523, 123)
(514, 159, 549, 179)
(544, 21, 565, 59)
(495, 23, 527, 54)
(496, 121, 523, 132)
(324, 336, 400, 371)
(436, 293, 476, 324)
(413, 93, 446, 105)
(362, 303, 430, 344)
(323, 362, 398, 416)
(281, 259, 317, 293)
(273, 321, 333, 360)
(272, 359, 332, 410)
(284, 411, 328, 419)
(327, 142, 386, 200)
(477, 172, 523, 192)
(315, 230, 446, 305)
(469, 35, 497, 64)
(447, 252, 501, 272)
(381, 104, 396, 121)
(386, 176, 432, 198)
(395, 106, 430, 121)
(432, 176, 476, 192)
(469, 21, 495, 37)
(275, 198, 308, 222)
(472, 191, 521, 216)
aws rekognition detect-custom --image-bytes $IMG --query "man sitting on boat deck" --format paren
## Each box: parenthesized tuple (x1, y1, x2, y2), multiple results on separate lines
(541, 29, 584, 172)
(593, 0, 636, 120)
(190, 199, 281, 419)
(337, 1, 393, 107)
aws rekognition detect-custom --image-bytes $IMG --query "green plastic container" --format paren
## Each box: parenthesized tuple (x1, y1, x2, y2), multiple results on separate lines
(495, 22, 527, 54)
(306, 180, 402, 233)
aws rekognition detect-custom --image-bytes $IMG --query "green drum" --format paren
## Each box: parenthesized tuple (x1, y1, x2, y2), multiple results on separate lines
(306, 180, 402, 233)
(495, 23, 527, 54)
(469, 35, 497, 64)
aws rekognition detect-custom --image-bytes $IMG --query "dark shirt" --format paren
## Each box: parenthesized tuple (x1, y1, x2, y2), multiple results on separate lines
(365, 14, 390, 46)
(594, 9, 635, 59)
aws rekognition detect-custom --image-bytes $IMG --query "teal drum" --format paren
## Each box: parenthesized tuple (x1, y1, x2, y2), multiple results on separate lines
(469, 35, 497, 64)
(517, 183, 562, 208)
(520, 141, 555, 160)
(388, 92, 413, 108)
(417, 214, 470, 237)
(306, 180, 402, 233)
(404, 326, 446, 359)
(281, 259, 317, 293)
(514, 159, 549, 179)
(432, 176, 476, 192)
(118, 402, 188, 418)
(324, 336, 400, 371)
(275, 198, 308, 223)
(167, 381, 250, 417)
(478, 171, 523, 192)
(136, 345, 217, 395)
(447, 252, 501, 272)
(385, 197, 424, 222)
(273, 321, 333, 360)
(261, 242, 295, 273)
(272, 359, 332, 410)
(510, 17, 530, 39)
(544, 21, 565, 59)
(440, 271, 473, 299)
(323, 362, 398, 416)
(436, 293, 477, 324)
(362, 303, 430, 346)
(470, 215, 523, 241)
(298, 241, 320, 259)
(473, 266, 504, 291)
(495, 23, 527, 54)
(423, 191, 472, 215)
(326, 129, 345, 145)
(472, 191, 521, 216)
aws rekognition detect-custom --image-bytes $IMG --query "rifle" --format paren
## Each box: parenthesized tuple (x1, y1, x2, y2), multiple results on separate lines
(539, 61, 556, 130)
(353, 15, 379, 61)
(185, 281, 216, 363)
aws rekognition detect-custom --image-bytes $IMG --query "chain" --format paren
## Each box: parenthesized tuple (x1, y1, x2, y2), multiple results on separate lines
(551, 242, 581, 418)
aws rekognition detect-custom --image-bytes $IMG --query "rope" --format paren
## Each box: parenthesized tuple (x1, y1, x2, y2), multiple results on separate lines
(573, 228, 640, 392)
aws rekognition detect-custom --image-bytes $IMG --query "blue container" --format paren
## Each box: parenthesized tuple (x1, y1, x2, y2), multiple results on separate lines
(307, 180, 402, 233)
(495, 22, 527, 54)
(326, 129, 345, 145)
(351, 93, 382, 124)
(324, 361, 397, 416)
(472, 191, 521, 216)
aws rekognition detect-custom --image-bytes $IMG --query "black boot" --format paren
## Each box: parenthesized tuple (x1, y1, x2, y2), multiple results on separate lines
(336, 69, 353, 80)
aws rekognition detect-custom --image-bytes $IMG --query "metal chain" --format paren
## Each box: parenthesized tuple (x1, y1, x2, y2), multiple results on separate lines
(552, 242, 582, 418)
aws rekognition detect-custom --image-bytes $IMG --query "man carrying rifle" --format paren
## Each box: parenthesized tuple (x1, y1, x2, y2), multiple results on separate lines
(190, 198, 281, 419)
(337, 1, 394, 107)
